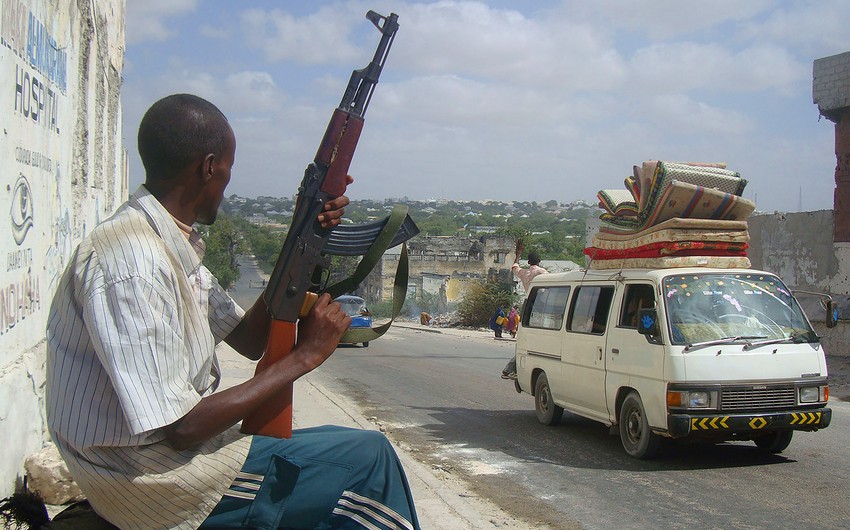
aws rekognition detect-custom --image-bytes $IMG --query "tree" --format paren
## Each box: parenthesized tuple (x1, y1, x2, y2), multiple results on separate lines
(202, 214, 243, 289)
(457, 279, 516, 327)
(239, 221, 286, 274)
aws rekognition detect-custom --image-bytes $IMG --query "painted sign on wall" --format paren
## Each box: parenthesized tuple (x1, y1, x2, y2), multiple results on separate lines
(0, 0, 69, 346)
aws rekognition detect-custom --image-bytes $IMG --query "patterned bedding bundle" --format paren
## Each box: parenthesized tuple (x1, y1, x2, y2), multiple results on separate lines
(586, 161, 755, 270)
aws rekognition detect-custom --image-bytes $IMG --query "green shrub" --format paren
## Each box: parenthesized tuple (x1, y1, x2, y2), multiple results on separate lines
(457, 279, 516, 327)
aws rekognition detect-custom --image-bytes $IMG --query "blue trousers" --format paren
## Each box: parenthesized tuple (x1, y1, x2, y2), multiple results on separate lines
(200, 426, 420, 530)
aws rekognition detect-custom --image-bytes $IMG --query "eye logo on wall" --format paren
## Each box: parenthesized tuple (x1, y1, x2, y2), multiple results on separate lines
(10, 174, 34, 245)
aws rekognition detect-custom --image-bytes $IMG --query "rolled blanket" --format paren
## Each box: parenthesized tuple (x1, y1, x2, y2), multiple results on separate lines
(638, 161, 745, 213)
(601, 180, 756, 232)
(598, 189, 638, 217)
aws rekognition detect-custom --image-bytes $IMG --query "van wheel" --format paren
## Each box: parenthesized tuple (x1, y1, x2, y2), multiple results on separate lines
(534, 373, 563, 426)
(619, 391, 662, 459)
(753, 431, 793, 453)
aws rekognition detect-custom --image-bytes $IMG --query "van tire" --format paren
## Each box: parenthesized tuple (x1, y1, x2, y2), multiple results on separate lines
(534, 373, 563, 426)
(753, 430, 793, 453)
(619, 391, 662, 459)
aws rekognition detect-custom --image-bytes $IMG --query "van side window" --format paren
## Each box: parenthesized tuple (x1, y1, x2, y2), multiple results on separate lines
(523, 286, 570, 330)
(567, 286, 614, 334)
(619, 284, 656, 328)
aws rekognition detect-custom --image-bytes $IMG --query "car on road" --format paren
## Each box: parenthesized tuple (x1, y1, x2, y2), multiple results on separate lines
(335, 295, 372, 347)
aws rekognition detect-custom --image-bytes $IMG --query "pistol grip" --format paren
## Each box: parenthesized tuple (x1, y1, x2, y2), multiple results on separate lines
(300, 292, 319, 318)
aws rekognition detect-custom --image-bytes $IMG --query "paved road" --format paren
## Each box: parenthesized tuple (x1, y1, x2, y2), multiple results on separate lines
(230, 257, 850, 529)
(312, 327, 850, 530)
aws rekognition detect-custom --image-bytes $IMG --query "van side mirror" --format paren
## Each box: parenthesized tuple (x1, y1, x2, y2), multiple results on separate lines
(826, 300, 839, 328)
(637, 308, 659, 336)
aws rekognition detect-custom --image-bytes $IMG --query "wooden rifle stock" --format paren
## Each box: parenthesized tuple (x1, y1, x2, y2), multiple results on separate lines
(241, 294, 318, 439)
(239, 320, 297, 438)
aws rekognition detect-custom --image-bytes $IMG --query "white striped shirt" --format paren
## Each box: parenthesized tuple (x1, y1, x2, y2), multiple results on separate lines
(46, 185, 251, 529)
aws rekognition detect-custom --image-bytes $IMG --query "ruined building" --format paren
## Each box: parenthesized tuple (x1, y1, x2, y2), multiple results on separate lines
(360, 234, 516, 307)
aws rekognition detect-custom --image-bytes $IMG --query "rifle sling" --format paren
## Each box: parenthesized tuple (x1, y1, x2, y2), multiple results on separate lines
(324, 204, 410, 343)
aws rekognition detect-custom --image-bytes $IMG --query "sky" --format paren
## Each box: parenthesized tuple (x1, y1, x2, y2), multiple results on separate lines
(122, 0, 850, 212)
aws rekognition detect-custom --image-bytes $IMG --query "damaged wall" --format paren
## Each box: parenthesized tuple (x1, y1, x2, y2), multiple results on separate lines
(747, 211, 838, 286)
(748, 211, 850, 356)
(0, 0, 126, 497)
(370, 235, 517, 304)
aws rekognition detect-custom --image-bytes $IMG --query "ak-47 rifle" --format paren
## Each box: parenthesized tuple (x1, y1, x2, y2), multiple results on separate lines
(240, 10, 418, 439)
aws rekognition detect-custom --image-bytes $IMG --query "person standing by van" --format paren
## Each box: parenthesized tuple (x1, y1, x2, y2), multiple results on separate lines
(505, 305, 520, 338)
(490, 306, 506, 338)
(502, 240, 549, 379)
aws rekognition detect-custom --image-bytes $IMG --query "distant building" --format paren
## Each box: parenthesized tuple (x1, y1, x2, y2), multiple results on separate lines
(360, 234, 515, 304)
(357, 235, 580, 306)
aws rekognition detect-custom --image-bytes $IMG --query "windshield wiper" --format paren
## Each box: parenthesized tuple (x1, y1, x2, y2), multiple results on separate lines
(683, 335, 766, 353)
(743, 333, 809, 350)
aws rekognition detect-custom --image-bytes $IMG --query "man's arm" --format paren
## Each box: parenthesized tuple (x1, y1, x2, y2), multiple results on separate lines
(162, 293, 350, 450)
(514, 238, 524, 265)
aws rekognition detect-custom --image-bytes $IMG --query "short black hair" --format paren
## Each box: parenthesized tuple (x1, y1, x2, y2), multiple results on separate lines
(138, 94, 230, 180)
(528, 251, 541, 265)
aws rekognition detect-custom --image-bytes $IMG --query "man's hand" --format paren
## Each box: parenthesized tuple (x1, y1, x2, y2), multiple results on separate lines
(515, 239, 524, 263)
(318, 175, 355, 228)
(292, 293, 352, 371)
(165, 294, 351, 450)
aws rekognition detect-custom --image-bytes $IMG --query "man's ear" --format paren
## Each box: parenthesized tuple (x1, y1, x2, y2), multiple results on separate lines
(202, 153, 216, 181)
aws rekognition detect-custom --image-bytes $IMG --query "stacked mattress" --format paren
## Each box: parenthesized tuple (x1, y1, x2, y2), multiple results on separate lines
(586, 161, 755, 270)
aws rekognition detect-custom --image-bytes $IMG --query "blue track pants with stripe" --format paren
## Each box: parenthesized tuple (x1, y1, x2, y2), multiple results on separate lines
(200, 426, 420, 530)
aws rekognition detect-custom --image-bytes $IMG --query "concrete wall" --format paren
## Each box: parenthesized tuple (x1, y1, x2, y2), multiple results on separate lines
(748, 211, 850, 356)
(813, 51, 850, 118)
(0, 0, 126, 496)
(747, 210, 838, 286)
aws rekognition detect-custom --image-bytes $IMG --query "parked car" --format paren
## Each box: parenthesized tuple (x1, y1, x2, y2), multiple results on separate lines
(335, 295, 372, 347)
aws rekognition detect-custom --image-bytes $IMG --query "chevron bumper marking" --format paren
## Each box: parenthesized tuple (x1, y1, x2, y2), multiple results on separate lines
(790, 412, 822, 425)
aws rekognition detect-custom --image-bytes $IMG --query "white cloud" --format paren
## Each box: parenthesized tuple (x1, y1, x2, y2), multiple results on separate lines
(642, 94, 755, 136)
(239, 5, 364, 64)
(559, 0, 771, 39)
(629, 42, 805, 94)
(395, 2, 628, 92)
(125, 0, 197, 44)
(740, 0, 850, 54)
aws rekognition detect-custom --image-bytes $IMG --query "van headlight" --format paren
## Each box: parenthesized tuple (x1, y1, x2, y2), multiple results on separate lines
(799, 385, 828, 403)
(667, 389, 717, 410)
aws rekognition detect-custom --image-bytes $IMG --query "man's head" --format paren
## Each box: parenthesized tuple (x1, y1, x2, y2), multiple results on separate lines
(138, 94, 235, 224)
(528, 251, 541, 266)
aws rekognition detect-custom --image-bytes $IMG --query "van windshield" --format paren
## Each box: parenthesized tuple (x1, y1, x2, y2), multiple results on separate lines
(663, 273, 817, 346)
(338, 298, 369, 317)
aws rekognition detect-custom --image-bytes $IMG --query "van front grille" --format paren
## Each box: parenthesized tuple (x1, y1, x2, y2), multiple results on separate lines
(720, 386, 796, 411)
